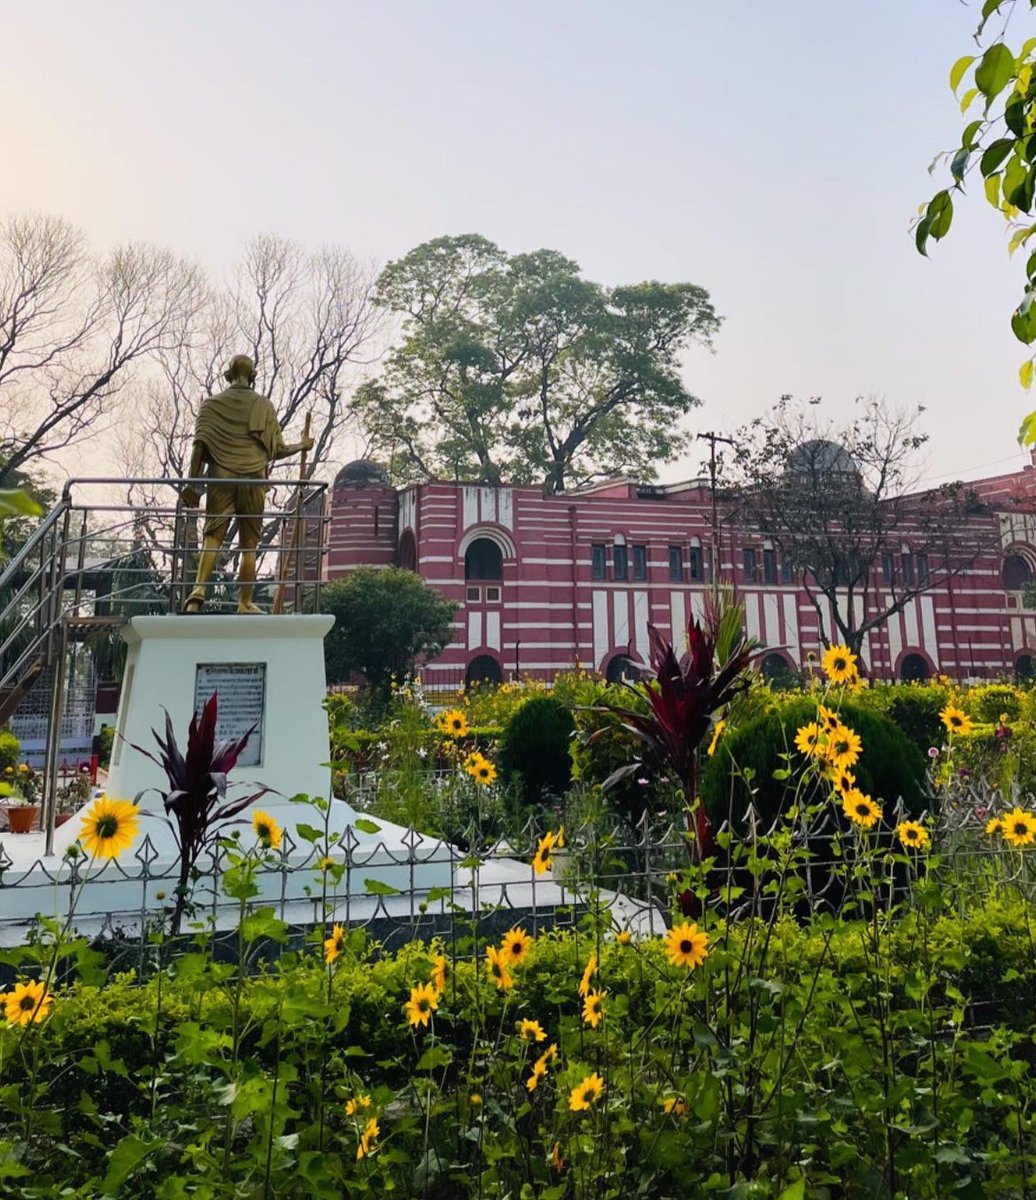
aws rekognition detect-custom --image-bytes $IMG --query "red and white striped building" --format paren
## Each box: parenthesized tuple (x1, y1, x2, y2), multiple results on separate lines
(325, 453, 1036, 686)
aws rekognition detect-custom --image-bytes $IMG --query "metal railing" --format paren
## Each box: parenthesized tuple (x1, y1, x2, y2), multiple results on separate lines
(0, 475, 329, 852)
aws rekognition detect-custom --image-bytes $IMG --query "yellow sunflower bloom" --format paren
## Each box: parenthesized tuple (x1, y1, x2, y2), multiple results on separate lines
(317, 855, 337, 873)
(486, 944, 514, 991)
(939, 704, 972, 736)
(817, 704, 841, 733)
(663, 1095, 689, 1116)
(356, 1115, 380, 1160)
(664, 921, 710, 969)
(827, 724, 862, 769)
(78, 797, 140, 860)
(578, 952, 598, 997)
(252, 810, 282, 850)
(501, 927, 532, 967)
(438, 708, 469, 739)
(532, 830, 556, 875)
(430, 954, 447, 993)
(581, 989, 605, 1029)
(985, 816, 1003, 836)
(324, 923, 345, 965)
(526, 1057, 548, 1092)
(896, 820, 930, 851)
(346, 1094, 371, 1116)
(793, 722, 822, 757)
(552, 1141, 564, 1172)
(519, 1018, 547, 1042)
(568, 1071, 605, 1112)
(1002, 806, 1036, 848)
(466, 754, 497, 785)
(405, 981, 440, 1028)
(841, 789, 882, 829)
(4, 979, 53, 1026)
(822, 644, 859, 685)
(828, 766, 857, 796)
(707, 719, 726, 757)
(616, 930, 632, 945)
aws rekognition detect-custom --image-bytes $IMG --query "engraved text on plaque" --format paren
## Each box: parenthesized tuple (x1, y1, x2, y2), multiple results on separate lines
(194, 662, 266, 767)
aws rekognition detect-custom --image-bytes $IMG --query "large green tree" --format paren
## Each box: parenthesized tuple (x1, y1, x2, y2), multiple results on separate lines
(919, 1, 1036, 440)
(321, 567, 456, 694)
(353, 234, 720, 494)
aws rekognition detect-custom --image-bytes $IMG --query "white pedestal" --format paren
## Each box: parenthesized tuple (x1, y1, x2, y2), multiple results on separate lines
(0, 614, 452, 934)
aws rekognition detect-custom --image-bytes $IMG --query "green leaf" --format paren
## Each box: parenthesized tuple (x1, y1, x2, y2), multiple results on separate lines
(962, 119, 984, 150)
(294, 822, 324, 844)
(363, 877, 400, 895)
(1012, 303, 1036, 344)
(915, 215, 933, 257)
(950, 55, 975, 94)
(425, 885, 453, 903)
(103, 1134, 160, 1192)
(981, 138, 1015, 176)
(1008, 165, 1036, 212)
(241, 907, 289, 944)
(927, 191, 953, 240)
(960, 86, 979, 114)
(975, 42, 1016, 103)
(415, 1044, 453, 1071)
(1019, 408, 1036, 444)
(0, 489, 43, 518)
(1021, 359, 1035, 390)
(353, 818, 381, 835)
(778, 1181, 806, 1200)
(950, 147, 970, 182)
(985, 172, 1002, 208)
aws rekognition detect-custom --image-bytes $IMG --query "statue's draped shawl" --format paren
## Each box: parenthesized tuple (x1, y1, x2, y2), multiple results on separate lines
(193, 385, 285, 477)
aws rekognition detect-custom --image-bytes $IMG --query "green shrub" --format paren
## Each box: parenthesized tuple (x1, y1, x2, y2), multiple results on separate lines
(883, 687, 945, 757)
(966, 682, 1024, 724)
(0, 728, 20, 773)
(701, 696, 928, 831)
(498, 695, 574, 807)
(95, 724, 114, 769)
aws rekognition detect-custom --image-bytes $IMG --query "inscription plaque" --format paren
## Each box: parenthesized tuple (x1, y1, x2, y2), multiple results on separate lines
(194, 662, 266, 767)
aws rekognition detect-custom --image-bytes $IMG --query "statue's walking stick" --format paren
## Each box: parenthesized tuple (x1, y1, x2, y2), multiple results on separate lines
(273, 412, 312, 614)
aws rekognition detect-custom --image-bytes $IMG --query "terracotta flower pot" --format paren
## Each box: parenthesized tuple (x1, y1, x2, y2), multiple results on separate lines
(7, 805, 39, 833)
(55, 812, 73, 827)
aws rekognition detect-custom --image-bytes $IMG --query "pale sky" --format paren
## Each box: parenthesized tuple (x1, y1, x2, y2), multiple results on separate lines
(4, 0, 1030, 488)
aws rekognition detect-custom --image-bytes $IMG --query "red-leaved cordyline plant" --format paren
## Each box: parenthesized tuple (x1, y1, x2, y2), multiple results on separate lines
(596, 587, 757, 864)
(132, 692, 268, 934)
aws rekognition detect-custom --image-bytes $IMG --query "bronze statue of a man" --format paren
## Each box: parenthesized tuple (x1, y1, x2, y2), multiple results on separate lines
(181, 355, 313, 614)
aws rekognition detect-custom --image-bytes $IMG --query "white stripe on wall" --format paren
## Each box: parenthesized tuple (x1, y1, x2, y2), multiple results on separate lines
(781, 594, 799, 661)
(920, 596, 939, 667)
(763, 593, 779, 647)
(633, 591, 648, 658)
(670, 591, 686, 647)
(904, 600, 920, 649)
(592, 591, 609, 671)
(468, 611, 482, 651)
(613, 591, 630, 649)
(462, 487, 478, 529)
(486, 610, 501, 651)
(499, 490, 514, 529)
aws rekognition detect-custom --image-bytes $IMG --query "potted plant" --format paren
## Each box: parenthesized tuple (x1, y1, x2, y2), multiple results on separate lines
(4, 789, 40, 833)
(55, 768, 93, 826)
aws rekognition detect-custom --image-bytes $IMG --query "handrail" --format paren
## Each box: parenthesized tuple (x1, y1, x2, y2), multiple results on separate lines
(0, 496, 69, 590)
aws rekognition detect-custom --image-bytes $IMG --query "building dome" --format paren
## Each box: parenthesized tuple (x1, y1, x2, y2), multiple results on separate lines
(333, 459, 390, 489)
(785, 439, 860, 479)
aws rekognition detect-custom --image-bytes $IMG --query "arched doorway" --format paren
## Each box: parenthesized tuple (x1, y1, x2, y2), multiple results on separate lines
(900, 653, 931, 682)
(1002, 553, 1033, 591)
(466, 655, 503, 688)
(465, 538, 503, 581)
(605, 654, 640, 684)
(760, 652, 795, 687)
(398, 530, 417, 571)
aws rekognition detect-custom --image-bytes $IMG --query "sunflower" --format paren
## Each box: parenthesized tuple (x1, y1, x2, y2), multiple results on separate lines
(552, 1141, 564, 1172)
(841, 789, 882, 830)
(532, 830, 557, 875)
(828, 765, 857, 796)
(252, 810, 282, 850)
(827, 724, 862, 769)
(794, 722, 822, 757)
(346, 1094, 371, 1116)
(405, 981, 440, 1028)
(568, 1071, 605, 1112)
(470, 1093, 483, 1105)
(616, 930, 632, 945)
(817, 704, 841, 733)
(317, 855, 337, 873)
(4, 979, 53, 1026)
(468, 755, 497, 785)
(663, 1095, 689, 1116)
(896, 820, 930, 851)
(324, 924, 346, 965)
(356, 1115, 380, 1160)
(822, 644, 858, 684)
(664, 921, 710, 969)
(438, 708, 469, 739)
(985, 816, 1003, 836)
(1001, 806, 1036, 848)
(939, 704, 972, 736)
(501, 927, 532, 967)
(582, 990, 605, 1029)
(430, 953, 447, 993)
(519, 1018, 546, 1042)
(707, 719, 726, 757)
(486, 944, 514, 991)
(526, 1057, 548, 1092)
(78, 797, 140, 860)
(578, 952, 598, 997)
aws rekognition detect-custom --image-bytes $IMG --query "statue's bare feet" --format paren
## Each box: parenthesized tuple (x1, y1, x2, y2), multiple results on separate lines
(237, 603, 264, 615)
(183, 596, 205, 614)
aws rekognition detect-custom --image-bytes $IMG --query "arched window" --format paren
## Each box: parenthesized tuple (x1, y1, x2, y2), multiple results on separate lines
(466, 654, 503, 687)
(1002, 553, 1032, 591)
(465, 538, 503, 581)
(398, 530, 417, 572)
(900, 653, 930, 682)
(605, 654, 640, 684)
(760, 653, 795, 686)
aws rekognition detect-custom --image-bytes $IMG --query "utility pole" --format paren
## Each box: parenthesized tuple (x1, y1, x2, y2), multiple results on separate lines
(697, 431, 735, 579)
